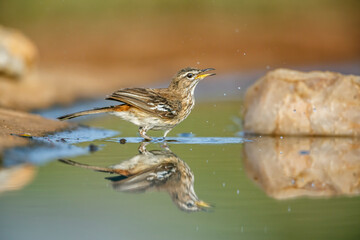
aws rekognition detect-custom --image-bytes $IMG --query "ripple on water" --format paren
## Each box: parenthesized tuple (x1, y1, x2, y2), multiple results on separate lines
(107, 137, 251, 145)
(3, 126, 118, 166)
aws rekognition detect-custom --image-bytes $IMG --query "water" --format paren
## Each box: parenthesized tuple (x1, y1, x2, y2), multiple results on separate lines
(1, 100, 360, 240)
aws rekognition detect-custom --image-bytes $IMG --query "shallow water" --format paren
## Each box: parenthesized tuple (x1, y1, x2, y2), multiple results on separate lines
(1, 100, 360, 240)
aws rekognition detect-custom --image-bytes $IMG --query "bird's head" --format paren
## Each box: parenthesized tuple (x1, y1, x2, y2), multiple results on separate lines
(169, 67, 216, 93)
(177, 198, 211, 212)
(171, 183, 211, 212)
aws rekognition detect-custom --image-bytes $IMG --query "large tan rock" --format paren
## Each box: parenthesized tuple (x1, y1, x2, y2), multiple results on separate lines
(243, 69, 360, 136)
(244, 136, 360, 199)
(0, 25, 37, 79)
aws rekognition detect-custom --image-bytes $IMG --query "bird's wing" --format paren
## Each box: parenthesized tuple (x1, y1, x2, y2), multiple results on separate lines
(106, 88, 181, 118)
(108, 162, 177, 193)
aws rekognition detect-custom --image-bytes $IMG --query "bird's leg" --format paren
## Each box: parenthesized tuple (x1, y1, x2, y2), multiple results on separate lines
(163, 129, 172, 139)
(138, 142, 150, 154)
(139, 127, 152, 141)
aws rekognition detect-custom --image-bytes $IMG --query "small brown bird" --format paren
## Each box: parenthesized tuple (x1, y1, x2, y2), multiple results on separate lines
(58, 67, 215, 140)
(59, 143, 210, 212)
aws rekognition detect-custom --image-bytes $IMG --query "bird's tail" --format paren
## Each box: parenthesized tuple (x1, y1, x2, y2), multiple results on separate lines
(58, 159, 131, 175)
(57, 105, 130, 120)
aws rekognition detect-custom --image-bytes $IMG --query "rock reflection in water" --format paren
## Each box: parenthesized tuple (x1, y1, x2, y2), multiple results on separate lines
(244, 136, 360, 199)
(0, 163, 36, 194)
(59, 142, 210, 212)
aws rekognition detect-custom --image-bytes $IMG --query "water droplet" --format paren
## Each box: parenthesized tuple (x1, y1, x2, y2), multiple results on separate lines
(237, 189, 240, 195)
(237, 87, 241, 90)
(222, 182, 226, 187)
(224, 93, 227, 96)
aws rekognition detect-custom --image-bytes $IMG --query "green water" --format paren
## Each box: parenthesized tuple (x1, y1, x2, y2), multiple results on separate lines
(0, 101, 360, 240)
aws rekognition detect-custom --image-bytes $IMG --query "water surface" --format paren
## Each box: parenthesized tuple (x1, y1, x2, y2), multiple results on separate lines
(1, 100, 360, 240)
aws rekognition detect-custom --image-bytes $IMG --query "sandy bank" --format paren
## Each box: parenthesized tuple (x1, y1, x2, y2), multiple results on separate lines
(0, 108, 73, 154)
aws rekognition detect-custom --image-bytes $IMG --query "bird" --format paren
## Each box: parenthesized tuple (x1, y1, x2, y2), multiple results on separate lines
(57, 67, 215, 140)
(59, 142, 210, 212)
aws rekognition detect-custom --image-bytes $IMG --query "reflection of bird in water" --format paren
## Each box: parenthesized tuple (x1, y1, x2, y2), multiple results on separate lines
(59, 143, 210, 212)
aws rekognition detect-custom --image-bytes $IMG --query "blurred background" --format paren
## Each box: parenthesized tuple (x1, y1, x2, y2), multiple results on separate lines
(1, 2, 360, 240)
(1, 0, 359, 83)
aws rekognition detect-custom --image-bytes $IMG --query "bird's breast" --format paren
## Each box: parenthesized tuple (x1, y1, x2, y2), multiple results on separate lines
(179, 95, 195, 120)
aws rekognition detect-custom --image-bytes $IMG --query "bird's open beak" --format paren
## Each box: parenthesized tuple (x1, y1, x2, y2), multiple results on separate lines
(195, 68, 216, 80)
(195, 200, 211, 208)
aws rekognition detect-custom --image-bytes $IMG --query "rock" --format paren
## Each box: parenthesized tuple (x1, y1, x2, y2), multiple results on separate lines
(244, 136, 360, 199)
(243, 69, 360, 136)
(0, 25, 37, 79)
(88, 144, 99, 153)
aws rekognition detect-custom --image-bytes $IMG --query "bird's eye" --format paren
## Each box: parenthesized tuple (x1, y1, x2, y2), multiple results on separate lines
(186, 201, 194, 208)
(186, 73, 194, 79)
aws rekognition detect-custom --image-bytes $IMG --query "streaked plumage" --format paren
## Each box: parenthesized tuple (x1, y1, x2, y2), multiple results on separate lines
(58, 67, 215, 140)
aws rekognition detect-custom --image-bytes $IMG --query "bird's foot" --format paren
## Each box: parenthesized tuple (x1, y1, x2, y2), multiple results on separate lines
(142, 136, 152, 142)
